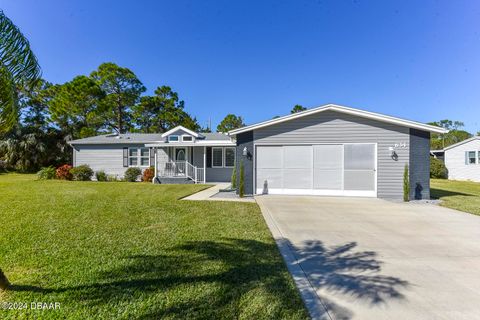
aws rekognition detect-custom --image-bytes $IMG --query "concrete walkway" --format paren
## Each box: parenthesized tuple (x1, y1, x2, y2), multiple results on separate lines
(182, 183, 255, 202)
(256, 195, 480, 320)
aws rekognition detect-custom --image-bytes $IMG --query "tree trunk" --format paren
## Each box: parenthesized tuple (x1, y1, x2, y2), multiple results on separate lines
(0, 268, 10, 290)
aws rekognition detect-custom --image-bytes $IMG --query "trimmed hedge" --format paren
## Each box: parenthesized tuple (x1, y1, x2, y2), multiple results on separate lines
(125, 167, 142, 182)
(70, 165, 94, 181)
(431, 157, 447, 179)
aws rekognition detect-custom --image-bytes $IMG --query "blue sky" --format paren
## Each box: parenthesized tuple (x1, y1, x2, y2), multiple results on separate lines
(2, 0, 480, 132)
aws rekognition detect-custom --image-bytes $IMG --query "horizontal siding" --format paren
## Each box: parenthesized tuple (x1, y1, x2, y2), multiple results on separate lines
(253, 110, 410, 199)
(206, 168, 233, 182)
(74, 144, 145, 177)
(445, 139, 480, 182)
(192, 146, 205, 168)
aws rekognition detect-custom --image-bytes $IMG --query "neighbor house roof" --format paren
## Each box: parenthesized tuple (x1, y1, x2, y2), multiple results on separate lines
(228, 104, 448, 135)
(444, 136, 480, 151)
(68, 132, 232, 145)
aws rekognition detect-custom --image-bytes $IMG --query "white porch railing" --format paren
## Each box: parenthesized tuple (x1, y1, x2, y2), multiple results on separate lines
(158, 161, 204, 184)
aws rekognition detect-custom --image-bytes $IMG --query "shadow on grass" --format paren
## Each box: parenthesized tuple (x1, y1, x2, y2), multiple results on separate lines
(430, 188, 474, 199)
(10, 239, 408, 319)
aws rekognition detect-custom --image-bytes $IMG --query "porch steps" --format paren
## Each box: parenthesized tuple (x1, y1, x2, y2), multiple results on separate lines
(154, 177, 195, 184)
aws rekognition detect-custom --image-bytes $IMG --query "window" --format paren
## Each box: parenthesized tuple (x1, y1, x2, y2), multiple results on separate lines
(182, 135, 193, 142)
(168, 135, 179, 142)
(225, 147, 235, 167)
(468, 151, 476, 164)
(212, 148, 223, 167)
(129, 148, 150, 167)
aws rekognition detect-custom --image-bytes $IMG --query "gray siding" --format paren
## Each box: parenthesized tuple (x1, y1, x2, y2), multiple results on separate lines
(409, 129, 430, 200)
(253, 110, 410, 199)
(74, 144, 145, 177)
(206, 168, 232, 182)
(236, 131, 254, 195)
(192, 146, 205, 168)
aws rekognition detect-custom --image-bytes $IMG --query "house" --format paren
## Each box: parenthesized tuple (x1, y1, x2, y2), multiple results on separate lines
(442, 136, 480, 182)
(69, 104, 446, 200)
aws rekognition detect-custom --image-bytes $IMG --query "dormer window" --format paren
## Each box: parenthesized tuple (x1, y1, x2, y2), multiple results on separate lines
(182, 136, 193, 142)
(168, 135, 179, 142)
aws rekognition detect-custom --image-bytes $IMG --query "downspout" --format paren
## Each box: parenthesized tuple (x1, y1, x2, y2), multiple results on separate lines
(153, 147, 157, 184)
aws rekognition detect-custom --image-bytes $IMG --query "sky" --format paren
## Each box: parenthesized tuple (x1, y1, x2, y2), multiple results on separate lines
(1, 0, 480, 132)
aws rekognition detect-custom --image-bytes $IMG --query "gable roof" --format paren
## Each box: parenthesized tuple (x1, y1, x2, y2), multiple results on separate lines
(444, 136, 480, 151)
(161, 125, 202, 138)
(228, 104, 448, 135)
(68, 133, 164, 145)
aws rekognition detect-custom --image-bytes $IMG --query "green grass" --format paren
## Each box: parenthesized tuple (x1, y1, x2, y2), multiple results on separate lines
(431, 179, 480, 215)
(0, 174, 308, 319)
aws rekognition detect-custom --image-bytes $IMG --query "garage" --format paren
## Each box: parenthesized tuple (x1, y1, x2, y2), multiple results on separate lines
(255, 144, 377, 197)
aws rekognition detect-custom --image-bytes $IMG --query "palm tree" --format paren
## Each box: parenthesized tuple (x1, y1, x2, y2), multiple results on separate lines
(0, 10, 41, 134)
(0, 10, 41, 290)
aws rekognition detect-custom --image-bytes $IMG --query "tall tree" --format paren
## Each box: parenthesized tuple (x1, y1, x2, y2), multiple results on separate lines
(291, 104, 307, 114)
(217, 114, 245, 133)
(19, 79, 52, 131)
(0, 10, 41, 290)
(132, 85, 200, 132)
(0, 10, 41, 134)
(49, 75, 105, 138)
(91, 63, 145, 133)
(428, 120, 472, 149)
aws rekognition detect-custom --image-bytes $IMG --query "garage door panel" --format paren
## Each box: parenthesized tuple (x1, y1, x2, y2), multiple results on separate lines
(257, 169, 283, 190)
(284, 169, 312, 189)
(257, 146, 283, 168)
(284, 146, 312, 168)
(313, 170, 343, 190)
(344, 170, 375, 190)
(313, 145, 343, 169)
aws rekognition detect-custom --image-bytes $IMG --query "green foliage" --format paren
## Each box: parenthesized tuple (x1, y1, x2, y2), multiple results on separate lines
(132, 86, 200, 133)
(91, 62, 145, 133)
(70, 165, 94, 181)
(56, 164, 73, 180)
(37, 166, 56, 180)
(0, 10, 41, 134)
(231, 164, 237, 189)
(403, 164, 409, 202)
(107, 174, 120, 182)
(142, 166, 155, 182)
(124, 167, 142, 182)
(217, 114, 245, 133)
(239, 160, 245, 198)
(290, 104, 307, 114)
(429, 120, 472, 149)
(430, 157, 447, 179)
(95, 170, 108, 182)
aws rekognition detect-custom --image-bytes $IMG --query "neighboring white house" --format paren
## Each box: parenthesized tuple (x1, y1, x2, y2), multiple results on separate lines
(444, 136, 480, 182)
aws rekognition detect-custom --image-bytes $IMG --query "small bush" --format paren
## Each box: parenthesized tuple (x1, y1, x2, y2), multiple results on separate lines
(142, 166, 155, 182)
(430, 157, 447, 179)
(37, 166, 56, 180)
(231, 164, 237, 189)
(95, 170, 108, 182)
(70, 165, 94, 181)
(124, 167, 142, 182)
(239, 160, 245, 198)
(107, 174, 120, 182)
(403, 164, 409, 202)
(56, 164, 73, 180)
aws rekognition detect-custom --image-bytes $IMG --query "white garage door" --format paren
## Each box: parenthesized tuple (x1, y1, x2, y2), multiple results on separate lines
(256, 144, 376, 197)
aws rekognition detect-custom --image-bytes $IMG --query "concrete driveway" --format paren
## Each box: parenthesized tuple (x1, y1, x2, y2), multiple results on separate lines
(256, 196, 480, 320)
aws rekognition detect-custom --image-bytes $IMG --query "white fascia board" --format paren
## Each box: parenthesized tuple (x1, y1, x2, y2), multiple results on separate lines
(145, 140, 235, 147)
(161, 126, 202, 138)
(229, 104, 448, 135)
(443, 136, 480, 151)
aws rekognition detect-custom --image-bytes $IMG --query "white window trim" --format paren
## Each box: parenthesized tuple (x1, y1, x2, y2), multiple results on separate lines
(224, 147, 236, 168)
(168, 135, 179, 142)
(182, 135, 193, 142)
(212, 147, 224, 168)
(128, 147, 150, 167)
(467, 151, 477, 165)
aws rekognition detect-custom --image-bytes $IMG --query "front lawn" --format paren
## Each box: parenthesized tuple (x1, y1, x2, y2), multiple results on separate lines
(0, 174, 307, 319)
(431, 179, 480, 216)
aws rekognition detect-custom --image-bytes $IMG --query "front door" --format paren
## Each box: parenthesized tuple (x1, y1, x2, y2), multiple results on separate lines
(175, 148, 186, 162)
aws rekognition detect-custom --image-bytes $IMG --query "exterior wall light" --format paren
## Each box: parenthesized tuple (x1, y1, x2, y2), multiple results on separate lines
(243, 147, 248, 157)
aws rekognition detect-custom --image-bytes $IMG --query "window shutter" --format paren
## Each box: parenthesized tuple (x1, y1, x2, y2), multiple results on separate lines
(123, 147, 128, 167)
(150, 148, 155, 167)
(465, 151, 468, 165)
(206, 147, 212, 168)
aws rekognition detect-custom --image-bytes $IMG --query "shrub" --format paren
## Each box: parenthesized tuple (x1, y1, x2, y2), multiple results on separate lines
(124, 167, 141, 182)
(403, 164, 409, 202)
(56, 164, 73, 180)
(231, 164, 237, 189)
(0, 160, 6, 173)
(239, 160, 245, 198)
(142, 166, 155, 182)
(37, 166, 56, 180)
(107, 174, 120, 182)
(430, 157, 447, 179)
(68, 165, 93, 181)
(95, 170, 108, 181)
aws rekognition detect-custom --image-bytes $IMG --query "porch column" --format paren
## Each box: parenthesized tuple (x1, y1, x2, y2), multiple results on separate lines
(153, 147, 157, 184)
(203, 146, 206, 183)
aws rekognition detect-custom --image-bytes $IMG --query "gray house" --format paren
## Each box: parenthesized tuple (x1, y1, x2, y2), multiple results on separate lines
(69, 104, 446, 200)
